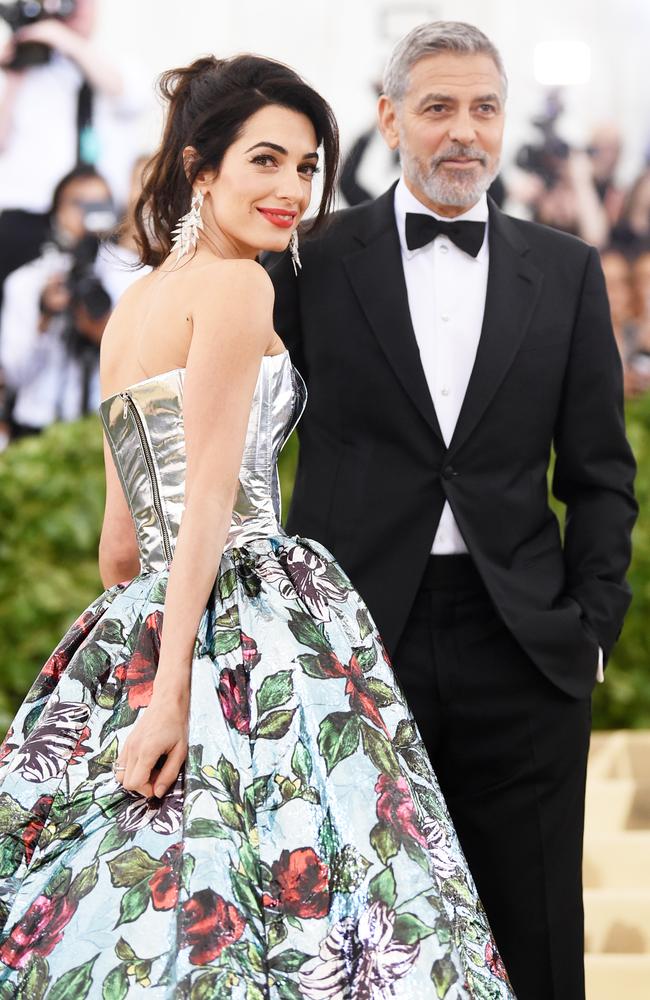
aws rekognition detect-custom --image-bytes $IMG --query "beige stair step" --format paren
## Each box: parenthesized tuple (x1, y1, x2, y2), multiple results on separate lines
(585, 889, 650, 953)
(586, 780, 650, 831)
(589, 731, 650, 781)
(583, 833, 650, 889)
(585, 954, 650, 1000)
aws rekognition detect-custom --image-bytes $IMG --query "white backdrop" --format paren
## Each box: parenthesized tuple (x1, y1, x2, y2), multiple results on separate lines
(96, 0, 650, 185)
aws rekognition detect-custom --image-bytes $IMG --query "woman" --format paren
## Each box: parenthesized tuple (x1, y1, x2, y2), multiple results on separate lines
(0, 55, 514, 998)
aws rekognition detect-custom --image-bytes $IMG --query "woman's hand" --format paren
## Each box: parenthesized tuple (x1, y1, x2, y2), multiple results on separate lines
(115, 691, 189, 799)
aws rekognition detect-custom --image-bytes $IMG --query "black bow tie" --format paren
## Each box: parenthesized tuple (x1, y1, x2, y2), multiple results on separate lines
(405, 213, 486, 258)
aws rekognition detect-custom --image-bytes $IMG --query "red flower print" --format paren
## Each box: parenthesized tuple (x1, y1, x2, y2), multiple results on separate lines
(22, 795, 54, 866)
(0, 727, 16, 767)
(218, 666, 250, 735)
(114, 611, 163, 709)
(180, 889, 246, 964)
(263, 847, 330, 919)
(375, 775, 427, 848)
(149, 843, 182, 911)
(486, 939, 509, 981)
(69, 725, 92, 766)
(0, 893, 76, 969)
(241, 633, 261, 670)
(345, 654, 389, 734)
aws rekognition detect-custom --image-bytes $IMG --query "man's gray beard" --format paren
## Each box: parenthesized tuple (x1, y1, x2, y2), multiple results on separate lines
(401, 147, 500, 209)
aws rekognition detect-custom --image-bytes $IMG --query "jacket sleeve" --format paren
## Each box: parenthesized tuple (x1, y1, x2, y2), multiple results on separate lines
(552, 246, 638, 658)
(264, 249, 307, 383)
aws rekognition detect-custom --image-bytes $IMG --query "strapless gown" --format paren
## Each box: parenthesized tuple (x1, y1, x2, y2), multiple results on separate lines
(0, 352, 514, 998)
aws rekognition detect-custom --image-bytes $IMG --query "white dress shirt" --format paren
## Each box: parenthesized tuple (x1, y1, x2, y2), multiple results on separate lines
(394, 177, 489, 554)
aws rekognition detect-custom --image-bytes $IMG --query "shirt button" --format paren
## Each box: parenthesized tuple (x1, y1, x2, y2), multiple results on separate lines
(439, 243, 449, 254)
(441, 387, 450, 396)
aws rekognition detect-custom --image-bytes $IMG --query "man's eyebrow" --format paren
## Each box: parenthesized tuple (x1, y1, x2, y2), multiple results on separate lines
(244, 141, 319, 159)
(416, 91, 502, 108)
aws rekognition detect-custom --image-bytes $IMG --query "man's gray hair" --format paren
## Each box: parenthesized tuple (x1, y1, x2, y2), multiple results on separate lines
(383, 21, 508, 102)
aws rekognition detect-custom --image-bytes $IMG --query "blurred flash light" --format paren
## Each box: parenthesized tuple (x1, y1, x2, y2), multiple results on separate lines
(534, 40, 592, 86)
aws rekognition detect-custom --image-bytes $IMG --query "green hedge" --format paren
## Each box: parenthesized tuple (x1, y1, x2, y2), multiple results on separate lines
(0, 401, 646, 733)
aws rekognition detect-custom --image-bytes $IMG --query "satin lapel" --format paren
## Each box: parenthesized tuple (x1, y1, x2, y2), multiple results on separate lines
(447, 203, 543, 457)
(343, 197, 443, 441)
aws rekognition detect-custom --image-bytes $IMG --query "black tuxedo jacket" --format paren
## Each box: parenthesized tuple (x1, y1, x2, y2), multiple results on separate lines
(268, 186, 637, 698)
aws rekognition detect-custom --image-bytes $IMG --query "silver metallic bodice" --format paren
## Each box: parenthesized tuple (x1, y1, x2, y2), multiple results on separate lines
(99, 352, 306, 573)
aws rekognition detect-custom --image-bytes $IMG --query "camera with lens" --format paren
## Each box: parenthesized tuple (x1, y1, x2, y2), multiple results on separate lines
(63, 199, 117, 358)
(0, 0, 77, 69)
(515, 90, 571, 190)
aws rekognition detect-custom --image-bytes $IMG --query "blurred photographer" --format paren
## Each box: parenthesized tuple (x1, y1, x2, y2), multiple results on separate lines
(0, 164, 138, 439)
(0, 0, 146, 299)
(511, 91, 610, 248)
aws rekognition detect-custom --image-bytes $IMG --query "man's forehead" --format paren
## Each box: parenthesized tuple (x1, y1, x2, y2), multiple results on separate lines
(406, 53, 502, 97)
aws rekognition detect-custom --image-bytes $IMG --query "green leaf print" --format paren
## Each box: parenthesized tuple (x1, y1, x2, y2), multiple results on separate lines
(102, 965, 129, 1000)
(0, 834, 24, 878)
(212, 629, 240, 656)
(352, 644, 378, 673)
(99, 699, 138, 743)
(330, 844, 372, 893)
(365, 679, 396, 707)
(115, 938, 136, 961)
(217, 568, 238, 601)
(393, 719, 418, 750)
(431, 954, 460, 997)
(94, 618, 126, 646)
(217, 800, 244, 832)
(274, 979, 303, 1000)
(45, 866, 72, 898)
(254, 709, 296, 741)
(116, 880, 151, 926)
(215, 606, 240, 629)
(268, 949, 310, 972)
(245, 774, 272, 810)
(256, 671, 294, 715)
(187, 969, 220, 999)
(360, 722, 401, 779)
(370, 820, 400, 865)
(97, 825, 130, 858)
(246, 984, 265, 1000)
(148, 578, 167, 605)
(290, 739, 312, 785)
(87, 736, 119, 780)
(287, 609, 331, 653)
(231, 868, 262, 919)
(296, 652, 341, 679)
(108, 848, 160, 888)
(22, 703, 43, 737)
(356, 606, 373, 640)
(401, 747, 433, 780)
(69, 859, 99, 901)
(95, 684, 120, 712)
(268, 919, 287, 950)
(46, 956, 98, 1000)
(442, 876, 475, 907)
(216, 755, 241, 801)
(368, 865, 397, 909)
(185, 819, 230, 840)
(393, 912, 435, 946)
(318, 809, 342, 861)
(318, 712, 361, 775)
(22, 955, 49, 1000)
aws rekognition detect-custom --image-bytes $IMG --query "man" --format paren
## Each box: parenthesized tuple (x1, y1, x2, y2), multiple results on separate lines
(269, 21, 637, 1000)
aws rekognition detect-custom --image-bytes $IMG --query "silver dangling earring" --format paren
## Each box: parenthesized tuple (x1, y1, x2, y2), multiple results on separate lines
(289, 230, 302, 276)
(171, 189, 204, 260)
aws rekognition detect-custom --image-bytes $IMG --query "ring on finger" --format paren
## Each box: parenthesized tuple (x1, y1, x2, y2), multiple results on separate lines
(112, 763, 126, 777)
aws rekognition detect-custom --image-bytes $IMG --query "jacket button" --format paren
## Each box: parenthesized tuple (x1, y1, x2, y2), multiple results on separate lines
(442, 466, 457, 480)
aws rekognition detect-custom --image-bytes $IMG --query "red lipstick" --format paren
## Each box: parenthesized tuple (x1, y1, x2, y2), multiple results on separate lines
(257, 207, 297, 229)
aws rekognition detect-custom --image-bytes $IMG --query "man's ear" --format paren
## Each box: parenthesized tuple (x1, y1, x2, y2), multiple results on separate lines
(377, 95, 400, 152)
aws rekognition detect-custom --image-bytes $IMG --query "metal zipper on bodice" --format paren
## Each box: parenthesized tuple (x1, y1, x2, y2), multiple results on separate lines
(119, 391, 174, 566)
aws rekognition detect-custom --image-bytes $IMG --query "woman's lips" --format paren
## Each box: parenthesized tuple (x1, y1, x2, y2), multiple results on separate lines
(257, 208, 297, 229)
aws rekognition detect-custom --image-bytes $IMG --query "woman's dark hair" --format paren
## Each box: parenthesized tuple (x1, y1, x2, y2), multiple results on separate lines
(134, 54, 340, 266)
(50, 164, 108, 217)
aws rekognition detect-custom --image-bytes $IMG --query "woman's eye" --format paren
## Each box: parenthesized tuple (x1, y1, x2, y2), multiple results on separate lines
(299, 164, 320, 177)
(251, 154, 277, 167)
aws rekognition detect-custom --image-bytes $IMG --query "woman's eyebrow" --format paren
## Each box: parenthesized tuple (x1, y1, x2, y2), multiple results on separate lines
(245, 142, 319, 159)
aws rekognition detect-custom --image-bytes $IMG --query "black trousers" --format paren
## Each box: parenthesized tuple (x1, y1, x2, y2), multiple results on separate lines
(392, 555, 591, 1000)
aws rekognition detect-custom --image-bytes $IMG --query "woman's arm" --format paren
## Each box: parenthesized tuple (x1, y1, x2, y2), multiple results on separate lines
(99, 435, 140, 588)
(117, 260, 277, 798)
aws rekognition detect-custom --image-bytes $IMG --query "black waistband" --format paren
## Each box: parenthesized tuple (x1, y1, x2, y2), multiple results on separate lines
(420, 554, 485, 591)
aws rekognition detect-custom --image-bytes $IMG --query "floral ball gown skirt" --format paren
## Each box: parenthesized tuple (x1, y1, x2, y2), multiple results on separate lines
(0, 354, 514, 998)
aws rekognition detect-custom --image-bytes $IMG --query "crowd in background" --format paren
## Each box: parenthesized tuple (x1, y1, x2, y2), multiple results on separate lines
(1, 2, 650, 450)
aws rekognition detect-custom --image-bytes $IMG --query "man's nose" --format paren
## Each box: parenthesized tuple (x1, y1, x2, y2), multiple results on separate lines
(447, 112, 478, 146)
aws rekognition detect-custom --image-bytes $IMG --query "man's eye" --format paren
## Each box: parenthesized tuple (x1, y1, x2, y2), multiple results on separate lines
(427, 105, 447, 114)
(479, 104, 496, 114)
